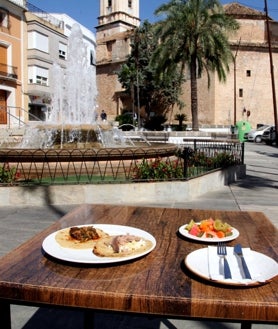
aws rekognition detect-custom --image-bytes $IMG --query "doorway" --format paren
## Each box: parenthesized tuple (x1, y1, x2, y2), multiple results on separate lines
(0, 90, 7, 124)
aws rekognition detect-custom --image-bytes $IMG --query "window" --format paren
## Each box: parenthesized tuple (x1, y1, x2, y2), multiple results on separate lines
(28, 31, 49, 53)
(107, 0, 112, 14)
(246, 70, 251, 77)
(239, 88, 243, 98)
(128, 0, 132, 8)
(90, 50, 95, 66)
(36, 75, 48, 86)
(28, 66, 49, 86)
(0, 8, 9, 28)
(59, 42, 67, 59)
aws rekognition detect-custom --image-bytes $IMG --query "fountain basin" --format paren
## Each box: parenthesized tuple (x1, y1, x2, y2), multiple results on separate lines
(0, 143, 178, 184)
(0, 143, 177, 162)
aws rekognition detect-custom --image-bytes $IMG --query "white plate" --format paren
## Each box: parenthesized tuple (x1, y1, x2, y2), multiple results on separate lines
(179, 223, 239, 242)
(42, 224, 156, 264)
(185, 247, 278, 286)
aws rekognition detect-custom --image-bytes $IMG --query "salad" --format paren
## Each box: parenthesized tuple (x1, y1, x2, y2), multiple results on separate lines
(185, 218, 232, 238)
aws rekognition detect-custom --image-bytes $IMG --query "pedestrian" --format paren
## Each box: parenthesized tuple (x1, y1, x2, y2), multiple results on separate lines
(100, 110, 107, 121)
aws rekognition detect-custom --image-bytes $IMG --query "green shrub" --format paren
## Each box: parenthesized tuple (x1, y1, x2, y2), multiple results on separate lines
(0, 163, 20, 184)
(132, 158, 183, 180)
(212, 152, 240, 168)
(132, 151, 240, 181)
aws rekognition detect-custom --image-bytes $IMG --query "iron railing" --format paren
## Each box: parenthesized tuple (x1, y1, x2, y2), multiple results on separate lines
(0, 63, 18, 80)
(0, 140, 244, 185)
(0, 106, 42, 128)
(26, 2, 64, 29)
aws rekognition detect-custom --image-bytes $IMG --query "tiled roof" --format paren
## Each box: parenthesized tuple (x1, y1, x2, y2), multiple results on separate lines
(223, 2, 269, 20)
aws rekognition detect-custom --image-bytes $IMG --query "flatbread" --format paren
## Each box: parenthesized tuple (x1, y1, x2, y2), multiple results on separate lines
(93, 235, 153, 257)
(55, 226, 109, 249)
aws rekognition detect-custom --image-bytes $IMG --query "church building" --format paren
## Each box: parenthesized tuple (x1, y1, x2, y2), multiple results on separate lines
(96, 0, 140, 120)
(95, 1, 278, 129)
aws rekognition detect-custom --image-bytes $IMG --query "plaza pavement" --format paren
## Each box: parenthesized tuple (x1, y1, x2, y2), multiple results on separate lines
(0, 142, 277, 329)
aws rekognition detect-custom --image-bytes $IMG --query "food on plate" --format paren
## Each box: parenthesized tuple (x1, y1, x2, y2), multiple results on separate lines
(69, 226, 101, 242)
(185, 218, 233, 238)
(55, 226, 109, 249)
(93, 234, 153, 257)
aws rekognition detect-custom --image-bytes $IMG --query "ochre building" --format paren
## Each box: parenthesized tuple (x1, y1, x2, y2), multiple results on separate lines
(96, 1, 278, 129)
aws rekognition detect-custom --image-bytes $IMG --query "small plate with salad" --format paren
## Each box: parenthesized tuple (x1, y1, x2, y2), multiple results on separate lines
(179, 218, 239, 242)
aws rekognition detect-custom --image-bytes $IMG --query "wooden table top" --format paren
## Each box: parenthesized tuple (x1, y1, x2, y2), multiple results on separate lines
(0, 204, 277, 323)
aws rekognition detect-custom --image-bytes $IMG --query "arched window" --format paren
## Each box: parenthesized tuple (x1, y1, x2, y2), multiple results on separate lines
(108, 0, 112, 7)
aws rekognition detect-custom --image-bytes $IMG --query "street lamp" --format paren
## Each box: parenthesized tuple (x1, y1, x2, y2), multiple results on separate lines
(265, 0, 278, 146)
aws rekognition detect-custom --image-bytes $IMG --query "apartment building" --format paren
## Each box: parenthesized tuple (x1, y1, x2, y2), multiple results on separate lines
(0, 0, 25, 127)
(0, 1, 96, 128)
(26, 6, 96, 123)
(25, 5, 66, 122)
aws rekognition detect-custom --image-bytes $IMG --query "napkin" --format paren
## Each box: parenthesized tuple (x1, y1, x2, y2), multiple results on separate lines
(207, 246, 269, 284)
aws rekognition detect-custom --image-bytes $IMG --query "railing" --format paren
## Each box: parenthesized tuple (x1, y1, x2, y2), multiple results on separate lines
(7, 0, 25, 8)
(26, 2, 64, 29)
(0, 63, 18, 80)
(180, 139, 244, 178)
(0, 106, 42, 128)
(0, 140, 244, 185)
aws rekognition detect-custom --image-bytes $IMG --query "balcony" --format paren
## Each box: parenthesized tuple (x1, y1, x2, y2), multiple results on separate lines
(0, 63, 18, 80)
(26, 2, 64, 29)
(7, 0, 26, 8)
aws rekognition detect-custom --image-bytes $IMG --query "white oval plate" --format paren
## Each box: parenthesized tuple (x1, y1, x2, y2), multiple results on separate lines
(179, 223, 239, 242)
(185, 247, 278, 286)
(42, 224, 156, 264)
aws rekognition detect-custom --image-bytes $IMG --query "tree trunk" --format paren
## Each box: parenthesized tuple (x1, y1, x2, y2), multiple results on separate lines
(190, 60, 199, 131)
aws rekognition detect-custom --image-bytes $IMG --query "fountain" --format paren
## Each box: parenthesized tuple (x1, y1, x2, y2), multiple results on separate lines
(19, 23, 103, 150)
(0, 24, 177, 183)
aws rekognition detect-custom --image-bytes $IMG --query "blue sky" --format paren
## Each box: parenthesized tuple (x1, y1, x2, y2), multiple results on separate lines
(29, 1, 278, 32)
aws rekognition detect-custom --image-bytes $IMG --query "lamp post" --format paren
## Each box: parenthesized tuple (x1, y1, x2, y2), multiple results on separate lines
(265, 0, 278, 146)
(233, 39, 241, 126)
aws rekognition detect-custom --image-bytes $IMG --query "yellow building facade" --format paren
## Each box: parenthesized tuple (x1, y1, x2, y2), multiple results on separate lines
(0, 0, 25, 127)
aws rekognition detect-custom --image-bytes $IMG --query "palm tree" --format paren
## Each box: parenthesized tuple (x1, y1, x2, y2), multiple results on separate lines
(153, 0, 239, 130)
(175, 112, 187, 130)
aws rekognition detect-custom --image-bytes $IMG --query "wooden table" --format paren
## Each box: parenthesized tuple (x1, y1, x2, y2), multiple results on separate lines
(0, 204, 277, 329)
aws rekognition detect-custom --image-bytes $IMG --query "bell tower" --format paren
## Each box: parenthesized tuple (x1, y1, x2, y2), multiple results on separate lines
(97, 0, 140, 39)
(96, 0, 140, 119)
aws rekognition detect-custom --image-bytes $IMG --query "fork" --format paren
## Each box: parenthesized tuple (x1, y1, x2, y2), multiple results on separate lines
(217, 242, 232, 279)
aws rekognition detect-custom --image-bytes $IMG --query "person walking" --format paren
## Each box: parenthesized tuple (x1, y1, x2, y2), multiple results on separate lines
(100, 110, 107, 121)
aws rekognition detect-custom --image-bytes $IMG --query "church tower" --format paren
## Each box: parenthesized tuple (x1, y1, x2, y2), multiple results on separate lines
(96, 0, 140, 118)
(96, 0, 140, 63)
(97, 0, 140, 39)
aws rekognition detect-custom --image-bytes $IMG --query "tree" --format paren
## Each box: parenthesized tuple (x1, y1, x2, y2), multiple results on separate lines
(153, 0, 239, 130)
(175, 112, 187, 130)
(117, 21, 185, 129)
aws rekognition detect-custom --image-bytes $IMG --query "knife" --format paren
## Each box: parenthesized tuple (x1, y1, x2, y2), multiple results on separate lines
(234, 244, 252, 279)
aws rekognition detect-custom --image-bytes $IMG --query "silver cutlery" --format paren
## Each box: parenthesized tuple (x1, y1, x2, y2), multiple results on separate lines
(234, 244, 252, 279)
(217, 242, 232, 279)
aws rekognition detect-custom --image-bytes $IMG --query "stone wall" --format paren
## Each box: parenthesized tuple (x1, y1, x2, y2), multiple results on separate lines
(0, 165, 245, 206)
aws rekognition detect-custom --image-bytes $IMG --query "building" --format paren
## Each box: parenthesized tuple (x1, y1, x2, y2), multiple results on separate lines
(96, 0, 140, 120)
(25, 4, 66, 121)
(0, 1, 96, 128)
(95, 1, 278, 130)
(2, 1, 277, 130)
(0, 0, 25, 127)
(196, 2, 278, 129)
(26, 6, 96, 123)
